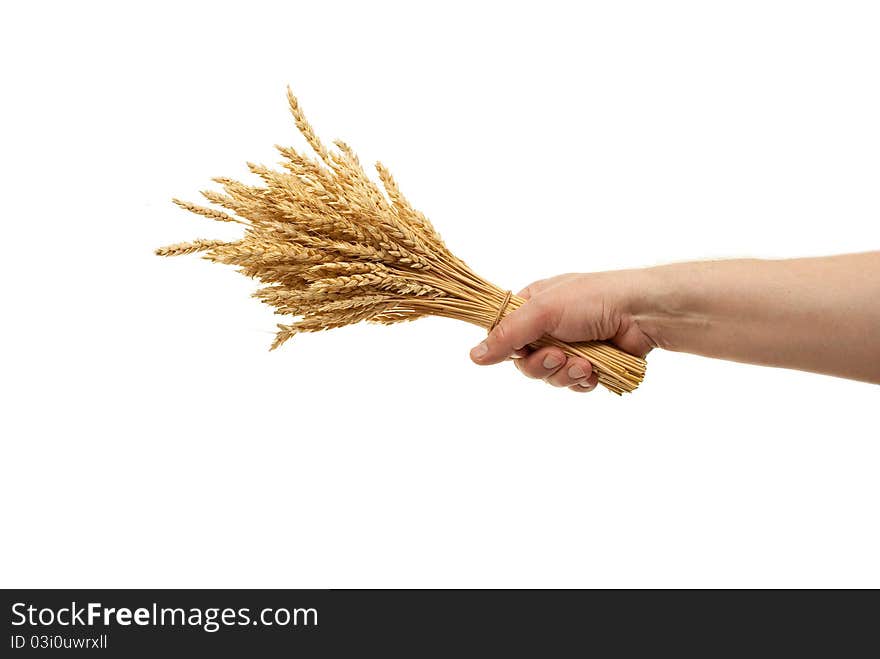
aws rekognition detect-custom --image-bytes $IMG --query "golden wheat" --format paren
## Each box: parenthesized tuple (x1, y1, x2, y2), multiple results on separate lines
(158, 88, 647, 394)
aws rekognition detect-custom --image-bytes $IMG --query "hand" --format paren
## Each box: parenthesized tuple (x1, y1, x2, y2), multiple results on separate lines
(470, 254, 880, 388)
(469, 272, 656, 393)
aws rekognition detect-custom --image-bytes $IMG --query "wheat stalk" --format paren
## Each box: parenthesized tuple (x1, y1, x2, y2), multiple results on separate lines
(158, 88, 647, 394)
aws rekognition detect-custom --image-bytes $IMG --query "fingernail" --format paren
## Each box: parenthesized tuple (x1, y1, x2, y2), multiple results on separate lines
(579, 381, 593, 389)
(568, 364, 587, 380)
(471, 341, 489, 359)
(542, 354, 563, 370)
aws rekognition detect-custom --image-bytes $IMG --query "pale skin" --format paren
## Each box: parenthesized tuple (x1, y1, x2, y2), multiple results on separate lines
(469, 252, 880, 391)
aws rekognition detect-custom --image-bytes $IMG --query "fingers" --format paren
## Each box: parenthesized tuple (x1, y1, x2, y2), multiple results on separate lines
(514, 347, 595, 389)
(568, 373, 599, 393)
(470, 299, 556, 365)
(514, 346, 567, 378)
(544, 355, 593, 388)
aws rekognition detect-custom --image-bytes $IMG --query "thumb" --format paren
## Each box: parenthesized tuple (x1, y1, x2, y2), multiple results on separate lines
(469, 300, 555, 365)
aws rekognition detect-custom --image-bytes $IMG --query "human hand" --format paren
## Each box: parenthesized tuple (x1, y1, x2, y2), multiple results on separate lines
(469, 272, 656, 393)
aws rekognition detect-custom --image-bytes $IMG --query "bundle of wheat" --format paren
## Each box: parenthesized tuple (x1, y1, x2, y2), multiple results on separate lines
(158, 89, 646, 394)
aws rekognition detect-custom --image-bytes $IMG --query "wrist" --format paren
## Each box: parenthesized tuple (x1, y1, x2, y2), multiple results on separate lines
(628, 263, 707, 352)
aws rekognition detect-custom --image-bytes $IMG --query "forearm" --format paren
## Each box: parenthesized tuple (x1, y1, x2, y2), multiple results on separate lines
(633, 253, 880, 383)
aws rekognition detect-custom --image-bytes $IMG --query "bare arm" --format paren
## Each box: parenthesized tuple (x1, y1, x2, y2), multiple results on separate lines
(469, 252, 880, 390)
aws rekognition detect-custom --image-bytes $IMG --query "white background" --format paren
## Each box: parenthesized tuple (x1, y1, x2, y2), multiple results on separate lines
(1, 1, 878, 588)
